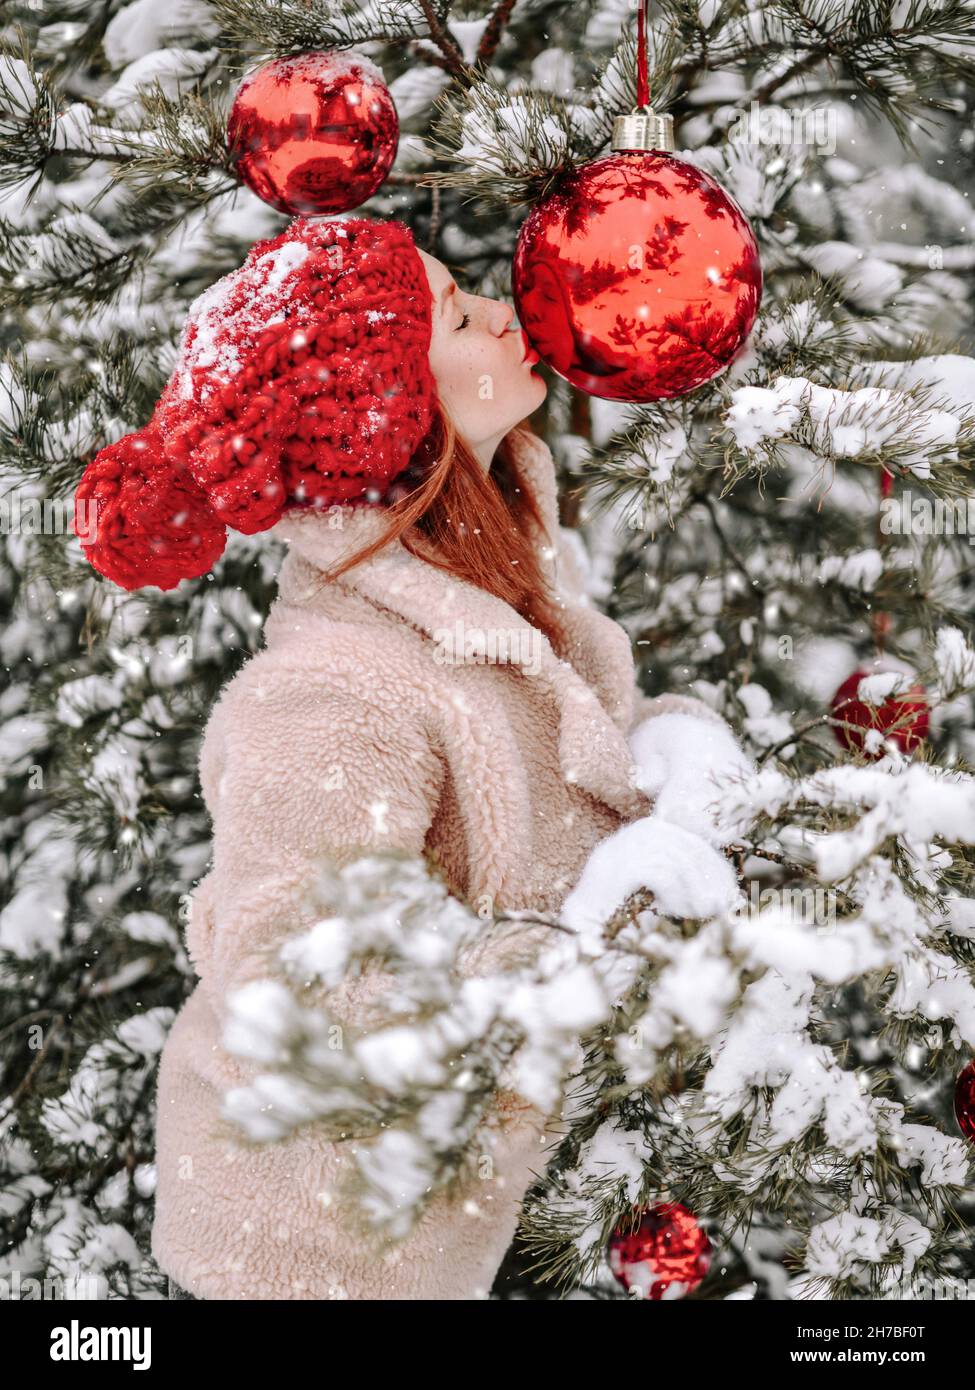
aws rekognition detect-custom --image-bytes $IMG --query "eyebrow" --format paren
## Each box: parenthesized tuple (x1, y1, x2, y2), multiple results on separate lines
(438, 280, 458, 315)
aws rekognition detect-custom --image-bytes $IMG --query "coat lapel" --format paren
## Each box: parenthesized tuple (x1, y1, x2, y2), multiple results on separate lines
(267, 429, 651, 830)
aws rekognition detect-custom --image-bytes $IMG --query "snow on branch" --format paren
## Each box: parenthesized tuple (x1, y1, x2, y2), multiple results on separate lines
(0, 46, 58, 195)
(421, 79, 584, 204)
(218, 851, 595, 1239)
(714, 746, 975, 887)
(205, 0, 427, 52)
(723, 372, 968, 480)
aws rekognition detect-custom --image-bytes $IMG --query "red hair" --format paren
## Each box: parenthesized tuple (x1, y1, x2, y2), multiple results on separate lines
(309, 403, 565, 647)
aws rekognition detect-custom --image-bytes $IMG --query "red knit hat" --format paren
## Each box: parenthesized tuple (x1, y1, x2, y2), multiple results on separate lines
(71, 216, 438, 591)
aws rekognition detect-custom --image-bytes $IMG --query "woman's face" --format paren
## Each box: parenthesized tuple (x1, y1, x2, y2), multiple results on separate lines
(416, 249, 547, 470)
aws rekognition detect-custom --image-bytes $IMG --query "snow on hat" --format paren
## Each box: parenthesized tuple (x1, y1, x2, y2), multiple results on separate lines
(72, 215, 438, 591)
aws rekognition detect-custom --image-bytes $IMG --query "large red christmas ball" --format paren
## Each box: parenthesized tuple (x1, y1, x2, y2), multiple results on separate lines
(955, 1059, 975, 1142)
(830, 662, 930, 758)
(608, 1201, 711, 1299)
(512, 152, 762, 401)
(227, 52, 399, 216)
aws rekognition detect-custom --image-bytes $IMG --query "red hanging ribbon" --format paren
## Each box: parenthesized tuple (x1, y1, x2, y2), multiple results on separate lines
(636, 0, 650, 108)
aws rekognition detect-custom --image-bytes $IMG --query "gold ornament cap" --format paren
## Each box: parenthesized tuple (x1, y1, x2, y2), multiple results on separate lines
(611, 106, 675, 154)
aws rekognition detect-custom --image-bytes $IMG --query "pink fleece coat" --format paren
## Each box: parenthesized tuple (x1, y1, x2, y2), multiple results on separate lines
(150, 427, 724, 1300)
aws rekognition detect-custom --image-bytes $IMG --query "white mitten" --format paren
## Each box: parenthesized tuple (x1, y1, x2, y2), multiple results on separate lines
(628, 710, 754, 846)
(560, 815, 741, 954)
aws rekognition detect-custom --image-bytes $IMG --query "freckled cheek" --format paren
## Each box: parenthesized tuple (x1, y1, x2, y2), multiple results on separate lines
(431, 344, 508, 400)
(453, 348, 493, 395)
(483, 346, 512, 392)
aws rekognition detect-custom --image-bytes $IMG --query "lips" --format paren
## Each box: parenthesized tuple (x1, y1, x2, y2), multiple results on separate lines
(518, 327, 539, 366)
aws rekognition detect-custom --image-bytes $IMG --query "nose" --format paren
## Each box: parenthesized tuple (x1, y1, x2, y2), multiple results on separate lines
(486, 300, 517, 334)
(499, 302, 519, 335)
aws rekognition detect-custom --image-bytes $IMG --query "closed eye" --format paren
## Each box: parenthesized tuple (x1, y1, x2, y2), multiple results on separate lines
(454, 312, 470, 330)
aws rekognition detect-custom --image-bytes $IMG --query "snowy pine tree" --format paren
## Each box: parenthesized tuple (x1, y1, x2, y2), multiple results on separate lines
(3, 0, 975, 1301)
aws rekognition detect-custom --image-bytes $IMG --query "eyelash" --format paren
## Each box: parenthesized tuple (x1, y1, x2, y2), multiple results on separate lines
(455, 312, 470, 330)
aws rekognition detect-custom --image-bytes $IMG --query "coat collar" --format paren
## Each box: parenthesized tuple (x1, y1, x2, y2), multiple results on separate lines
(266, 428, 650, 821)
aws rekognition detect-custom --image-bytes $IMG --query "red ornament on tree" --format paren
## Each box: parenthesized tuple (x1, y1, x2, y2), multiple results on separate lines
(955, 1059, 975, 1142)
(830, 659, 930, 758)
(513, 149, 762, 402)
(227, 51, 399, 216)
(512, 3, 761, 401)
(608, 1201, 711, 1299)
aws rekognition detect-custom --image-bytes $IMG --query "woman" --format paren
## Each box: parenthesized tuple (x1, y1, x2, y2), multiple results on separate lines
(74, 216, 723, 1299)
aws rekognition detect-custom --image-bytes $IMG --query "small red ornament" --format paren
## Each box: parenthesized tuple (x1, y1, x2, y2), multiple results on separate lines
(830, 661, 930, 758)
(512, 148, 762, 402)
(608, 1201, 711, 1299)
(227, 51, 399, 216)
(955, 1059, 975, 1142)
